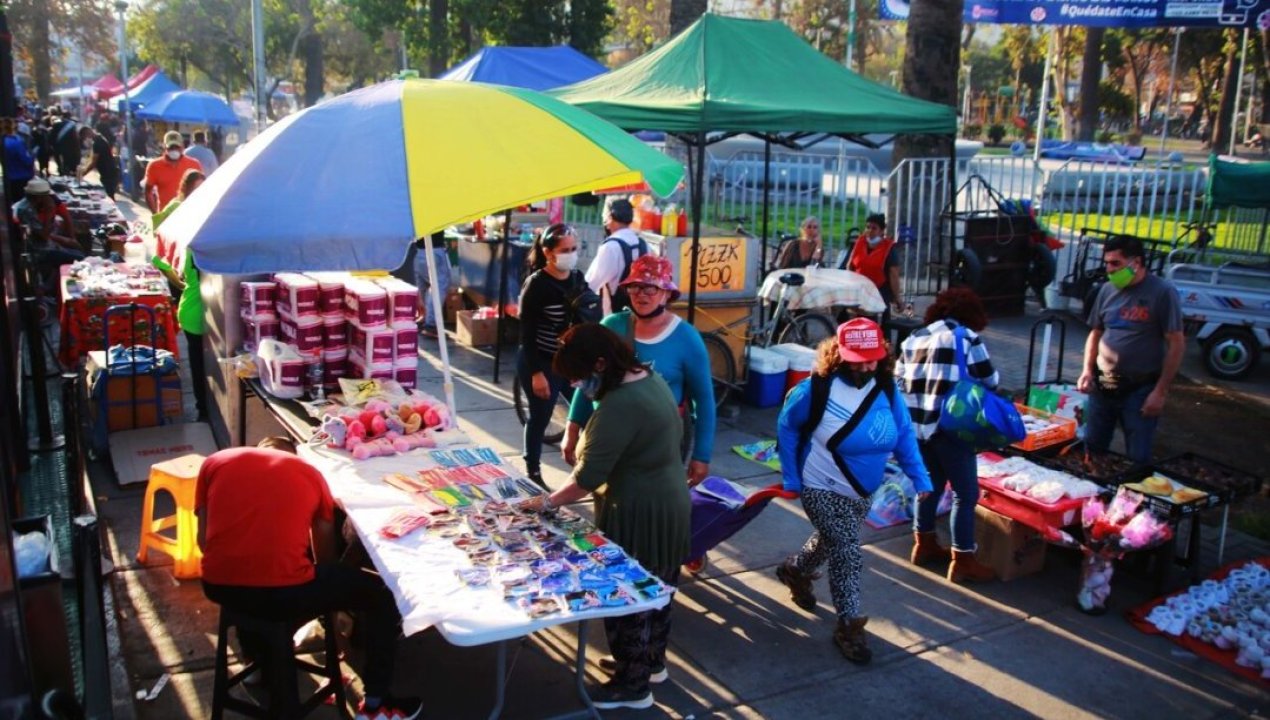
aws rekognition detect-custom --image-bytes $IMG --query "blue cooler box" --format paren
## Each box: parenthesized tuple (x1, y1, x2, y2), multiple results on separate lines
(745, 347, 790, 407)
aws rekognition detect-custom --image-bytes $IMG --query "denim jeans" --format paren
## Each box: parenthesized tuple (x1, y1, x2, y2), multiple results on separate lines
(413, 246, 451, 330)
(1085, 383, 1158, 465)
(517, 350, 569, 475)
(913, 432, 980, 552)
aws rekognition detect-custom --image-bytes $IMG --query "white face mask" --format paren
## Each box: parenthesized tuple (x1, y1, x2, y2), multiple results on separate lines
(166, 150, 181, 161)
(554, 251, 578, 271)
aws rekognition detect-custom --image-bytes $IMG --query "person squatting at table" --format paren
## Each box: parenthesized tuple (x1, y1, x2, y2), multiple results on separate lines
(897, 287, 1001, 583)
(196, 438, 422, 720)
(775, 318, 932, 664)
(521, 324, 690, 711)
(1077, 234, 1184, 465)
(517, 223, 584, 487)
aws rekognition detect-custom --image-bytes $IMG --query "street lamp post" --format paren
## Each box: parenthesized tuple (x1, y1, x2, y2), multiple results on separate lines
(114, 1, 133, 196)
(962, 64, 973, 127)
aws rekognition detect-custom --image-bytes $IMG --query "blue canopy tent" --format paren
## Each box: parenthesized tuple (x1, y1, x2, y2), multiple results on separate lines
(440, 45, 607, 91)
(136, 90, 238, 126)
(110, 70, 180, 111)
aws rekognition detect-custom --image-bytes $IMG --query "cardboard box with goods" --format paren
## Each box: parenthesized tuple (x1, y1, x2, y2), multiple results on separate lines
(974, 505, 1048, 581)
(86, 351, 182, 435)
(457, 310, 498, 347)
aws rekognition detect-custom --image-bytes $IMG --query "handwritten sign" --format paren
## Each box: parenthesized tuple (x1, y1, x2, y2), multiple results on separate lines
(679, 236, 747, 295)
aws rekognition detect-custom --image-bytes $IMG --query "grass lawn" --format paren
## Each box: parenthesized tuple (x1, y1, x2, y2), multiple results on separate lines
(1041, 211, 1269, 253)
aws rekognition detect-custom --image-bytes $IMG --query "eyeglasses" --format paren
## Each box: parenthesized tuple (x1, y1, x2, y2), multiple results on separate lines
(628, 284, 663, 297)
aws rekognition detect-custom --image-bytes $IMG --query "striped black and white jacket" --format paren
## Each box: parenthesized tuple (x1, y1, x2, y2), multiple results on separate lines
(895, 319, 1000, 441)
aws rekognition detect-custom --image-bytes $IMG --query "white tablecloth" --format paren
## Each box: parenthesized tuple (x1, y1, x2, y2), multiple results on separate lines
(757, 268, 886, 314)
(298, 444, 670, 646)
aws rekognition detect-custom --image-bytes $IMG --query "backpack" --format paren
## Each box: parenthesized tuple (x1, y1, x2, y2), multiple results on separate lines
(604, 234, 649, 312)
(564, 271, 603, 326)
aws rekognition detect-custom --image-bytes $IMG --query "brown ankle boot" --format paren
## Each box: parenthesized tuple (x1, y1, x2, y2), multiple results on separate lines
(833, 616, 872, 665)
(775, 558, 818, 612)
(947, 549, 996, 583)
(909, 532, 951, 566)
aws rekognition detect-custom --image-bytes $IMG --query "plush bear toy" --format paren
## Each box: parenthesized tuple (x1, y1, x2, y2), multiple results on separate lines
(391, 432, 435, 453)
(351, 437, 396, 461)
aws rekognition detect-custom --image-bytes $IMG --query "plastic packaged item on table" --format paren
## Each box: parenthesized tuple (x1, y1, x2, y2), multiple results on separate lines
(306, 272, 347, 316)
(344, 279, 389, 328)
(394, 357, 418, 389)
(769, 343, 818, 393)
(978, 473, 1087, 535)
(239, 281, 277, 318)
(278, 311, 323, 356)
(255, 339, 306, 399)
(322, 315, 348, 351)
(1011, 403, 1078, 453)
(273, 273, 320, 317)
(322, 349, 348, 390)
(349, 351, 394, 381)
(242, 315, 279, 353)
(395, 326, 417, 361)
(375, 277, 420, 328)
(349, 321, 395, 364)
(744, 346, 790, 408)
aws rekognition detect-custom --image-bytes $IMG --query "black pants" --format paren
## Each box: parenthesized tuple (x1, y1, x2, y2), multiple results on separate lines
(99, 171, 120, 200)
(4, 179, 29, 206)
(603, 565, 680, 690)
(203, 563, 401, 698)
(185, 330, 208, 420)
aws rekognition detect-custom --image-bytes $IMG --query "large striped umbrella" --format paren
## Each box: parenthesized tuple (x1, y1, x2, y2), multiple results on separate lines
(159, 78, 683, 420)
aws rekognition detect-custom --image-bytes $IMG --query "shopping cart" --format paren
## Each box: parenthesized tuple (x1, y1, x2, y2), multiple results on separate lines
(685, 476, 798, 574)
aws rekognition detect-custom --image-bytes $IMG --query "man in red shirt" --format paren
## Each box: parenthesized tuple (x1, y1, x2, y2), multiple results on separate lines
(196, 437, 420, 720)
(142, 130, 202, 213)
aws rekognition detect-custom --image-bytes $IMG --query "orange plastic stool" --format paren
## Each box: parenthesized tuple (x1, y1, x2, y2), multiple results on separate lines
(137, 453, 206, 579)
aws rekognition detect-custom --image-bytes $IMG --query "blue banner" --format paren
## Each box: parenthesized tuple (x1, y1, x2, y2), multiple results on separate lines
(879, 0, 1270, 28)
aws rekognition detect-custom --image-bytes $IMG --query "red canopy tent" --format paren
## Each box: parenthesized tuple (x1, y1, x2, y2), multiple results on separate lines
(97, 65, 158, 100)
(91, 74, 123, 96)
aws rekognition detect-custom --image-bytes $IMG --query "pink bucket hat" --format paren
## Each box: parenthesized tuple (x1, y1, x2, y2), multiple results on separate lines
(619, 254, 680, 301)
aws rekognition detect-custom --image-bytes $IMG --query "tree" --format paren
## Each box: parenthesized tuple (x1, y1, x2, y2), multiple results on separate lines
(8, 0, 116, 100)
(1212, 28, 1240, 152)
(1076, 27, 1104, 141)
(611, 0, 671, 60)
(1000, 26, 1039, 116)
(669, 0, 705, 36)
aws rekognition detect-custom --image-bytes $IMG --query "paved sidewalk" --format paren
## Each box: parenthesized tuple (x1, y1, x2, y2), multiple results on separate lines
(95, 302, 1270, 719)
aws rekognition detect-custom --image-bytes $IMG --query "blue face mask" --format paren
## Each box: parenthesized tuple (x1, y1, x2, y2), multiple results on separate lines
(571, 373, 603, 399)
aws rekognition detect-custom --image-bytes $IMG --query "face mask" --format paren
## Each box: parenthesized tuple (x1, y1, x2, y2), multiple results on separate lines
(1107, 265, 1136, 290)
(632, 303, 667, 320)
(838, 367, 876, 389)
(866, 235, 884, 248)
(166, 150, 181, 161)
(571, 373, 603, 400)
(554, 251, 578, 271)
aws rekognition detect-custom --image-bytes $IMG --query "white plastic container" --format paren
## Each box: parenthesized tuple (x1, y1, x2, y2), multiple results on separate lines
(240, 281, 277, 318)
(307, 272, 348, 316)
(394, 326, 417, 361)
(376, 277, 420, 328)
(274, 273, 320, 317)
(279, 312, 324, 356)
(350, 321, 395, 364)
(255, 339, 306, 399)
(769, 343, 818, 393)
(344, 279, 389, 327)
(322, 315, 349, 352)
(242, 315, 279, 353)
(393, 357, 418, 389)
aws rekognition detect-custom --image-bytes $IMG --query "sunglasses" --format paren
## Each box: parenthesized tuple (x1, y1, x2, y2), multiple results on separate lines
(627, 284, 663, 297)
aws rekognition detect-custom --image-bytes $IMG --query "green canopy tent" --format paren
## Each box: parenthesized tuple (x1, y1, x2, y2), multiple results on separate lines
(550, 13, 957, 318)
(1208, 156, 1270, 255)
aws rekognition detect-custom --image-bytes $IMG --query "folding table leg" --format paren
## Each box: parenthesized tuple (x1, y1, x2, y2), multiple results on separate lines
(488, 641, 508, 720)
(1217, 505, 1230, 565)
(573, 621, 600, 720)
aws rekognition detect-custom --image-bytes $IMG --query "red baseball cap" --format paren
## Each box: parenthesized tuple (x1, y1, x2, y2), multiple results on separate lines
(837, 318, 887, 363)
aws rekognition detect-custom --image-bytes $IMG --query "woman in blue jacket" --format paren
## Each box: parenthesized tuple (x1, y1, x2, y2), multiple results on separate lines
(775, 318, 931, 664)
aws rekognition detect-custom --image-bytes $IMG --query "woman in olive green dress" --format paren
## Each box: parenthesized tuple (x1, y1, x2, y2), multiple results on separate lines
(522, 323, 689, 712)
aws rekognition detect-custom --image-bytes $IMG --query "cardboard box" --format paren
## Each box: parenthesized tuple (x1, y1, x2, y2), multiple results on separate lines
(86, 351, 182, 433)
(457, 310, 498, 347)
(974, 505, 1047, 581)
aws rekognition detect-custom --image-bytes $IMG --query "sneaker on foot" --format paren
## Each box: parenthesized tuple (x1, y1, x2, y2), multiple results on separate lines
(597, 656, 668, 684)
(588, 680, 653, 710)
(528, 471, 548, 490)
(356, 695, 422, 720)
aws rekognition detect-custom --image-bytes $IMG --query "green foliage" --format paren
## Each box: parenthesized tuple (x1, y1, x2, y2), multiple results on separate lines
(1096, 129, 1115, 143)
(9, 0, 116, 98)
(987, 124, 1006, 145)
(1098, 80, 1134, 121)
(962, 124, 982, 140)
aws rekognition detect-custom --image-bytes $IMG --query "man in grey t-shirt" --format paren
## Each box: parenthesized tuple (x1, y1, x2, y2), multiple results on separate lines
(1077, 235, 1184, 463)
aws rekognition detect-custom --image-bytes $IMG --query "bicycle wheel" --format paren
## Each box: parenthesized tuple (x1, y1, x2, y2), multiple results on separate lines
(777, 312, 835, 349)
(701, 332, 736, 409)
(512, 375, 570, 445)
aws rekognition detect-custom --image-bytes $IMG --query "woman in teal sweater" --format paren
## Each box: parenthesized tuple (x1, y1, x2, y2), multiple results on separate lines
(563, 254, 715, 486)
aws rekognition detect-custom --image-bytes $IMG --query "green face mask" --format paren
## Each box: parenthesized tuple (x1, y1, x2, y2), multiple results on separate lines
(1107, 265, 1136, 290)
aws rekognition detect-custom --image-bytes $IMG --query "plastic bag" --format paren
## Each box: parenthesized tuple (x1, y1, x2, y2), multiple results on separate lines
(866, 481, 912, 529)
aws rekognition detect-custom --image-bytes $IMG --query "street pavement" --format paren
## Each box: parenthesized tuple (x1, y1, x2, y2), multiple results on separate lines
(93, 292, 1270, 719)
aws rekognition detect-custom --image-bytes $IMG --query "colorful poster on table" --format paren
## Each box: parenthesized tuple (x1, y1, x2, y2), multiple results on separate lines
(878, 0, 1270, 28)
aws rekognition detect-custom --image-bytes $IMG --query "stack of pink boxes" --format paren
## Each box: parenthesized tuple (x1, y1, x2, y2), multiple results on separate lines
(377, 277, 420, 388)
(240, 281, 279, 352)
(308, 273, 349, 390)
(346, 278, 394, 383)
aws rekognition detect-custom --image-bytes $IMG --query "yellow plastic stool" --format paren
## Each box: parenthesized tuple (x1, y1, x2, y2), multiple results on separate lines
(137, 453, 206, 579)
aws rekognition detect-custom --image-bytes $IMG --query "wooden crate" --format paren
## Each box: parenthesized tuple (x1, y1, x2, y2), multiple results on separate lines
(671, 299, 754, 376)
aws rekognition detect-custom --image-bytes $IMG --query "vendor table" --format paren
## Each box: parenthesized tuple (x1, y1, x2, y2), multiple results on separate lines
(757, 267, 886, 314)
(241, 384, 671, 718)
(58, 265, 180, 366)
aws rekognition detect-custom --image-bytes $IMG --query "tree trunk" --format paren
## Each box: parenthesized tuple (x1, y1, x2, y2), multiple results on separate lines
(458, 16, 472, 59)
(1212, 30, 1240, 152)
(670, 0, 706, 35)
(1077, 27, 1104, 141)
(32, 0, 52, 100)
(1261, 28, 1270, 123)
(429, 0, 449, 77)
(303, 32, 324, 107)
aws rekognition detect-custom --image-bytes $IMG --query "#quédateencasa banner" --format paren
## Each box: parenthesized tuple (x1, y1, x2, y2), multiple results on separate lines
(878, 0, 1270, 29)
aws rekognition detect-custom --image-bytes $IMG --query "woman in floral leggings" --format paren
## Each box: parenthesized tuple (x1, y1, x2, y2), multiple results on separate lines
(774, 318, 932, 664)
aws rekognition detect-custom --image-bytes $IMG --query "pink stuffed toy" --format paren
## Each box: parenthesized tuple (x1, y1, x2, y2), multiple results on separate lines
(391, 432, 435, 453)
(346, 420, 367, 446)
(365, 399, 392, 414)
(352, 437, 395, 461)
(369, 414, 388, 437)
